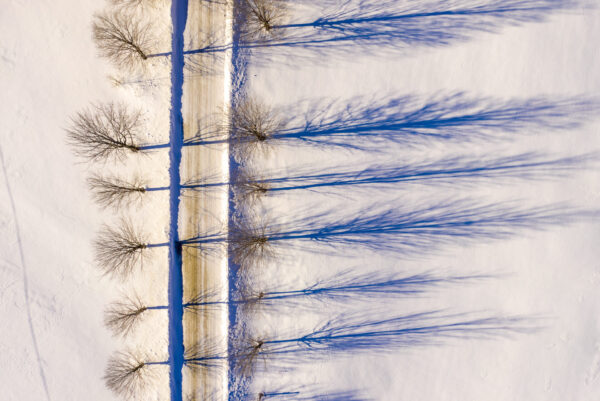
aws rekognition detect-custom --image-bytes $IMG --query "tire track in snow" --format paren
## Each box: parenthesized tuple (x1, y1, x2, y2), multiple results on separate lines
(0, 145, 51, 401)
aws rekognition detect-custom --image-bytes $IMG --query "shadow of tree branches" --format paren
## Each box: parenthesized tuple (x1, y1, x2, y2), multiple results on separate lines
(188, 0, 587, 61)
(185, 270, 490, 313)
(183, 199, 595, 259)
(228, 152, 597, 198)
(228, 310, 539, 371)
(271, 93, 596, 150)
(187, 93, 597, 152)
(248, 387, 368, 401)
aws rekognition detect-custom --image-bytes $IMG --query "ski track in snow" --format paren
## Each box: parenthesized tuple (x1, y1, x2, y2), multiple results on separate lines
(0, 145, 51, 401)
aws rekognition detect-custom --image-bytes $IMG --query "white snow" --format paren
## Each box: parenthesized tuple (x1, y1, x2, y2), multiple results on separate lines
(1, 1, 172, 400)
(2, 0, 600, 401)
(235, 1, 600, 400)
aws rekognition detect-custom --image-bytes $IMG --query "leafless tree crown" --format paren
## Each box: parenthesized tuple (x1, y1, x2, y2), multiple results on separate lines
(229, 219, 274, 268)
(233, 169, 270, 202)
(92, 10, 154, 70)
(88, 174, 147, 209)
(94, 219, 149, 278)
(230, 99, 282, 157)
(66, 103, 142, 162)
(104, 294, 149, 337)
(235, 285, 269, 314)
(233, 338, 268, 377)
(241, 0, 286, 38)
(104, 351, 154, 398)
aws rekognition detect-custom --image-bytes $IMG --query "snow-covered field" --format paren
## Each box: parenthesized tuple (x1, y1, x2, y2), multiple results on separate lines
(1, 1, 171, 400)
(2, 0, 600, 401)
(232, 1, 600, 400)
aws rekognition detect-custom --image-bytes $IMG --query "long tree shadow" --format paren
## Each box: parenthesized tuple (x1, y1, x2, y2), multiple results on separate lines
(272, 0, 581, 49)
(182, 199, 595, 259)
(250, 388, 367, 401)
(271, 94, 596, 150)
(229, 310, 539, 370)
(185, 270, 489, 312)
(224, 152, 597, 197)
(184, 311, 538, 375)
(170, 152, 595, 206)
(185, 93, 597, 151)
(107, 270, 479, 334)
(186, 0, 586, 60)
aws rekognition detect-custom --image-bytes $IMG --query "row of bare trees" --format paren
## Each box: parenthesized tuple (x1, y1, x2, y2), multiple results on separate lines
(67, 1, 289, 400)
(67, 81, 580, 401)
(81, 103, 288, 400)
(74, 92, 599, 399)
(72, 0, 600, 399)
(67, 98, 279, 208)
(91, 0, 286, 72)
(71, 1, 171, 399)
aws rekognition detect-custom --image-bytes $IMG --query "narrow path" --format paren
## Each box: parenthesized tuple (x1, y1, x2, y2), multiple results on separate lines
(167, 1, 189, 401)
(180, 1, 232, 400)
(0, 146, 51, 401)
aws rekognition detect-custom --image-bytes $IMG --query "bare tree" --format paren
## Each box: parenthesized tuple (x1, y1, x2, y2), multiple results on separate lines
(229, 218, 274, 268)
(94, 219, 154, 278)
(88, 174, 148, 209)
(240, 0, 287, 39)
(92, 10, 155, 70)
(104, 351, 163, 398)
(66, 103, 143, 162)
(105, 294, 152, 337)
(230, 99, 283, 158)
(236, 286, 270, 315)
(233, 168, 270, 202)
(232, 338, 269, 377)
